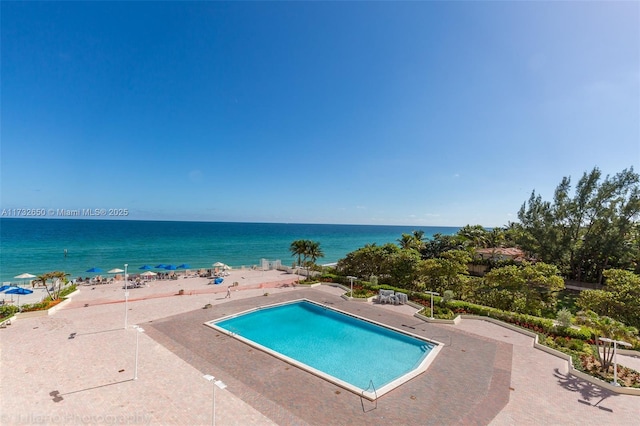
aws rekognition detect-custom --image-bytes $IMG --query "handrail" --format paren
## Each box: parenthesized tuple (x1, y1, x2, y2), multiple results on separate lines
(361, 379, 378, 411)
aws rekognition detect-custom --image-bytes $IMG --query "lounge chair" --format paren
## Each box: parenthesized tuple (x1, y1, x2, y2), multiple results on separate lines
(395, 292, 408, 305)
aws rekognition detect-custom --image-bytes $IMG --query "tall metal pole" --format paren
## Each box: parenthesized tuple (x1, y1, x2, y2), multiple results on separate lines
(133, 326, 144, 380)
(430, 292, 434, 319)
(347, 276, 356, 299)
(613, 340, 618, 386)
(124, 263, 129, 329)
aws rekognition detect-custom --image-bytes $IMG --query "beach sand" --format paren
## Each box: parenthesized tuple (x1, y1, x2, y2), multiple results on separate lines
(0, 269, 300, 426)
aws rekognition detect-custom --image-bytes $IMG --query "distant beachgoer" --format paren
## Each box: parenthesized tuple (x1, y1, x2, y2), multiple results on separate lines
(225, 286, 231, 299)
(64, 249, 68, 257)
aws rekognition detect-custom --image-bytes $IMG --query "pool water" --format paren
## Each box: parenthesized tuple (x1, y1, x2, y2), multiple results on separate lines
(209, 300, 440, 398)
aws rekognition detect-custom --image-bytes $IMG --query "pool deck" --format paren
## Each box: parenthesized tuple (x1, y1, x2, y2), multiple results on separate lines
(1, 270, 638, 425)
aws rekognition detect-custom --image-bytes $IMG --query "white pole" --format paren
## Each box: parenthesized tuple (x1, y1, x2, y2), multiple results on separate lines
(347, 276, 356, 299)
(613, 341, 618, 386)
(133, 326, 144, 380)
(124, 291, 129, 329)
(204, 375, 216, 426)
(124, 263, 129, 330)
(430, 292, 434, 319)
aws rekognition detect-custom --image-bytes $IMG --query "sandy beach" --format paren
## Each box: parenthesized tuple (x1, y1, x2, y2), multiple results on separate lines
(1, 269, 639, 425)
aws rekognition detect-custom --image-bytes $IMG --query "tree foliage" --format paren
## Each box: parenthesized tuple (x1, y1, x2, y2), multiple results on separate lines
(575, 310, 638, 372)
(517, 167, 640, 283)
(289, 239, 324, 276)
(576, 269, 640, 329)
(32, 271, 68, 300)
(336, 243, 400, 280)
(483, 262, 564, 315)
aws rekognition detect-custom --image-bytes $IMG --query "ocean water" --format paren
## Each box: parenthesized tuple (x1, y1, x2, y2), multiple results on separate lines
(0, 219, 458, 283)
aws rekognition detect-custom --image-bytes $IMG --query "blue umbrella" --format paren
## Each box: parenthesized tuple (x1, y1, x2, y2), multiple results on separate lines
(155, 264, 167, 269)
(5, 287, 33, 295)
(0, 285, 12, 292)
(86, 267, 103, 273)
(3, 286, 33, 309)
(177, 264, 191, 269)
(139, 265, 153, 270)
(164, 265, 177, 270)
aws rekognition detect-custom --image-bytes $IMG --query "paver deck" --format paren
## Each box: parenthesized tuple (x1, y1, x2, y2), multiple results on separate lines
(1, 270, 638, 425)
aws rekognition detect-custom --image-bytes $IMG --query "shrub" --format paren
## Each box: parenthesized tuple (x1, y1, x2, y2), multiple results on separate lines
(556, 308, 573, 328)
(442, 290, 454, 304)
(0, 305, 19, 319)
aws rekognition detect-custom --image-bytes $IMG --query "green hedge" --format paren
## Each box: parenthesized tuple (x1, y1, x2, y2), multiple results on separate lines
(1, 305, 19, 319)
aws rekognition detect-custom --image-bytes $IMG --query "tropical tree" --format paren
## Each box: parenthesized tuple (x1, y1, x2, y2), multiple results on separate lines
(32, 271, 69, 300)
(457, 225, 489, 249)
(576, 310, 638, 373)
(421, 233, 465, 259)
(289, 240, 307, 267)
(337, 243, 400, 281)
(384, 249, 422, 289)
(483, 262, 564, 315)
(415, 250, 471, 296)
(517, 167, 640, 283)
(397, 230, 426, 251)
(290, 239, 324, 278)
(576, 269, 640, 329)
(305, 240, 325, 268)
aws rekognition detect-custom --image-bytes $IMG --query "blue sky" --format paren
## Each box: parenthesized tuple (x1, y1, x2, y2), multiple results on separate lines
(2, 1, 638, 227)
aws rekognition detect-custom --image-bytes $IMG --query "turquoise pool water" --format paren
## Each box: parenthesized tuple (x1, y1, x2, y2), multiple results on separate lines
(211, 300, 437, 394)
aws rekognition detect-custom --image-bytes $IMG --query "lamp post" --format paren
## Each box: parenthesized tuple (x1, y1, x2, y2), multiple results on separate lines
(203, 374, 227, 426)
(599, 337, 632, 386)
(347, 276, 356, 299)
(132, 325, 144, 380)
(124, 264, 129, 329)
(424, 291, 439, 319)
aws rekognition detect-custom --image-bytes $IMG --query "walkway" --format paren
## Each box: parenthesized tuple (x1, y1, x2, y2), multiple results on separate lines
(1, 270, 638, 425)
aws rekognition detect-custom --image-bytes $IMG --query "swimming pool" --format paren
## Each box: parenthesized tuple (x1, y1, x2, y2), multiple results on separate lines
(207, 299, 441, 399)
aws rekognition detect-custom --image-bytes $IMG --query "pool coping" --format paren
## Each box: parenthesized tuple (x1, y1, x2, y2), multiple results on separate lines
(205, 298, 443, 400)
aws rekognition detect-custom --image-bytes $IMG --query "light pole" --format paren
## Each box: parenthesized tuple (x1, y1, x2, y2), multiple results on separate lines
(347, 276, 356, 299)
(203, 374, 227, 426)
(124, 263, 129, 329)
(599, 337, 632, 386)
(132, 325, 144, 380)
(424, 291, 439, 319)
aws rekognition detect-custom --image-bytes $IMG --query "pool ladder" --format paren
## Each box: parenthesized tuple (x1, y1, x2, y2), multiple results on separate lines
(360, 379, 378, 412)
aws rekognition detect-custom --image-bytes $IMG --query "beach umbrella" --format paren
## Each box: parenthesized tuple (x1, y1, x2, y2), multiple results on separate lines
(1, 286, 20, 303)
(6, 287, 33, 295)
(177, 264, 191, 269)
(4, 286, 34, 310)
(14, 272, 36, 287)
(14, 273, 36, 280)
(164, 265, 177, 271)
(139, 265, 153, 270)
(154, 264, 167, 269)
(108, 268, 125, 274)
(86, 267, 103, 273)
(213, 262, 225, 268)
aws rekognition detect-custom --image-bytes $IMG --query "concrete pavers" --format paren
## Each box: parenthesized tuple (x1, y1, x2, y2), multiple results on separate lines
(1, 270, 639, 425)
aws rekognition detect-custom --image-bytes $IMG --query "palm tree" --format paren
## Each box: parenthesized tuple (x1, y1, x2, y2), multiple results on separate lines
(32, 271, 68, 300)
(306, 241, 325, 267)
(576, 310, 639, 372)
(289, 240, 307, 267)
(398, 231, 426, 251)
